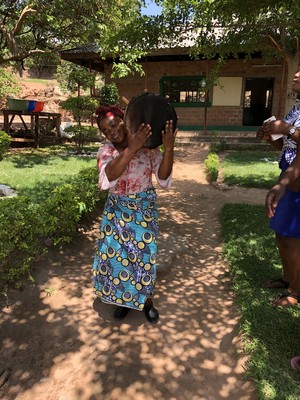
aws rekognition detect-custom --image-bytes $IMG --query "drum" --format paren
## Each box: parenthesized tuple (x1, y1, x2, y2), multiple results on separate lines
(123, 92, 178, 148)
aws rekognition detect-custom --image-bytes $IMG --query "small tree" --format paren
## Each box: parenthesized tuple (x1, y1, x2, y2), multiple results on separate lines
(62, 96, 98, 126)
(62, 96, 98, 153)
(56, 63, 96, 96)
(0, 131, 11, 161)
(64, 125, 98, 153)
(98, 83, 119, 105)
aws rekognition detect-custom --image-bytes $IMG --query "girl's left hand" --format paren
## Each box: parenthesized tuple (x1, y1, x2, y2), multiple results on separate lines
(162, 120, 178, 151)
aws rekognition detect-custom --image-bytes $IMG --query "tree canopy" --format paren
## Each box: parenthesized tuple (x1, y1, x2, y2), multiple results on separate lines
(1, 0, 300, 110)
(0, 0, 144, 66)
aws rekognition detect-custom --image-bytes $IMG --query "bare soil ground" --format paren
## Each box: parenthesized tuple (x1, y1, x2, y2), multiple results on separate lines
(0, 143, 267, 400)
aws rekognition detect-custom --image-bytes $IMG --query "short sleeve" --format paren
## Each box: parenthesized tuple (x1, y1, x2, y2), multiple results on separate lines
(97, 145, 119, 190)
(150, 147, 172, 188)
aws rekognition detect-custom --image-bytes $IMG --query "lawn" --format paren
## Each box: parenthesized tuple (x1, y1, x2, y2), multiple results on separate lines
(220, 151, 300, 399)
(221, 204, 300, 399)
(221, 150, 279, 188)
(0, 145, 98, 203)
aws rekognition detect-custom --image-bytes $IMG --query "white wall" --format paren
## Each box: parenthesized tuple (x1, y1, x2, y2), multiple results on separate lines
(212, 77, 243, 106)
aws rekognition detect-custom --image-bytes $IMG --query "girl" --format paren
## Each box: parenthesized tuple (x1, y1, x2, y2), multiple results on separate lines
(93, 105, 177, 321)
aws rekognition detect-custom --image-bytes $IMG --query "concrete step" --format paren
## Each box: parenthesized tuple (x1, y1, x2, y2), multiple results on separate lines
(177, 131, 257, 138)
(176, 130, 273, 150)
(175, 142, 271, 151)
(175, 130, 271, 150)
(176, 136, 262, 144)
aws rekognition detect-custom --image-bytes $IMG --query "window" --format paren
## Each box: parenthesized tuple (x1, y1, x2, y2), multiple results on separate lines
(160, 76, 210, 107)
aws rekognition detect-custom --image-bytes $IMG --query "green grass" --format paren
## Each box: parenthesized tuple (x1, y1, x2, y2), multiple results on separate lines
(221, 151, 279, 188)
(219, 150, 300, 398)
(221, 203, 300, 400)
(0, 145, 98, 203)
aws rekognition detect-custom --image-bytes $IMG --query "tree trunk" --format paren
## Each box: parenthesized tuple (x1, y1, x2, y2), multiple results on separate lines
(283, 53, 300, 114)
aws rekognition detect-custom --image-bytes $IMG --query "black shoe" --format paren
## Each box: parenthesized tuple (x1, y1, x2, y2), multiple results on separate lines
(114, 306, 129, 321)
(144, 304, 159, 323)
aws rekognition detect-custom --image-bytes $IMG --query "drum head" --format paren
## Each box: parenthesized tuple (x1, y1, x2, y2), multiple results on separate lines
(124, 92, 178, 148)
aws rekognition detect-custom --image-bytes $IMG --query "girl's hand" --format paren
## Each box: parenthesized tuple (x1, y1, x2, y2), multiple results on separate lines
(162, 120, 178, 152)
(265, 183, 286, 218)
(126, 123, 152, 154)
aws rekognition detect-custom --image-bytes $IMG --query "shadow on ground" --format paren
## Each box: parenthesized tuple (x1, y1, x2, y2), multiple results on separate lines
(0, 147, 260, 400)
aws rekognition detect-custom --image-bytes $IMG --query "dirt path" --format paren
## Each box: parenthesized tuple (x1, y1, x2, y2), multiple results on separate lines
(0, 145, 267, 400)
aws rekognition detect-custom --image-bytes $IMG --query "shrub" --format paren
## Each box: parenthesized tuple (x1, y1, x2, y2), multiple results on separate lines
(64, 125, 98, 153)
(204, 152, 219, 182)
(62, 96, 98, 124)
(0, 166, 106, 291)
(0, 197, 44, 289)
(38, 167, 105, 245)
(0, 131, 11, 161)
(98, 83, 119, 105)
(40, 183, 83, 245)
(74, 167, 106, 215)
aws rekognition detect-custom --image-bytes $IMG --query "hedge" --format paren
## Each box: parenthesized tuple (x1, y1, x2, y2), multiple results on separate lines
(0, 166, 106, 292)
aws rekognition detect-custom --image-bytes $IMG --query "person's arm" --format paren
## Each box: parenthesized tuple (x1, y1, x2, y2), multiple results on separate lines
(265, 152, 300, 218)
(256, 125, 283, 150)
(105, 123, 152, 181)
(158, 120, 178, 180)
(262, 120, 300, 145)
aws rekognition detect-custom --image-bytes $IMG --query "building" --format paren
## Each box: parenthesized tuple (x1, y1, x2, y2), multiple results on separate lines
(61, 45, 287, 132)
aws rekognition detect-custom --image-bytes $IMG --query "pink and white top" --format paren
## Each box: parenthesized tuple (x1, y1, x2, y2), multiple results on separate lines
(97, 143, 172, 195)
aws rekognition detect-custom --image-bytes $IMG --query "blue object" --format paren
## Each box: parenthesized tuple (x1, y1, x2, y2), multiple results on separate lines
(28, 100, 37, 112)
(270, 157, 300, 237)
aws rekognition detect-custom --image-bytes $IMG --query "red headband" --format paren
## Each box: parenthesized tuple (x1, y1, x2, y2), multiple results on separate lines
(95, 105, 124, 126)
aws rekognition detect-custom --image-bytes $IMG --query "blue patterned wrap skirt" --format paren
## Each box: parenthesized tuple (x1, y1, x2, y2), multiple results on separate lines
(270, 158, 300, 238)
(93, 188, 158, 311)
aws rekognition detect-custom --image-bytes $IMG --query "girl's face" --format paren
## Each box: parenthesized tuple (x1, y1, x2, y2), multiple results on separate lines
(99, 115, 127, 147)
(292, 70, 300, 94)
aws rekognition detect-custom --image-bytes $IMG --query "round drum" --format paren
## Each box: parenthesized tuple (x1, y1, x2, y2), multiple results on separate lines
(124, 92, 178, 148)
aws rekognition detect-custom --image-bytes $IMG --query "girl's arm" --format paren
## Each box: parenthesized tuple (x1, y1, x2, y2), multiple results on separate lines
(105, 124, 151, 181)
(158, 121, 178, 180)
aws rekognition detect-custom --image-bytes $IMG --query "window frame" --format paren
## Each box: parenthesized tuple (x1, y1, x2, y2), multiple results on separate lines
(159, 75, 211, 107)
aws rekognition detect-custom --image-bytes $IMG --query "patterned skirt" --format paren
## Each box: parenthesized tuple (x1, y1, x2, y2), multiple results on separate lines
(93, 188, 158, 311)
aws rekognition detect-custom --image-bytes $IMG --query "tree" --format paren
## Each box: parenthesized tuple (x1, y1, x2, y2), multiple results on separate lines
(0, 0, 145, 70)
(157, 0, 300, 113)
(24, 51, 60, 77)
(56, 63, 96, 96)
(0, 68, 20, 101)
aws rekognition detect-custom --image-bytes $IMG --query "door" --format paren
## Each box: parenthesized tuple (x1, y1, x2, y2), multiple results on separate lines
(243, 78, 274, 126)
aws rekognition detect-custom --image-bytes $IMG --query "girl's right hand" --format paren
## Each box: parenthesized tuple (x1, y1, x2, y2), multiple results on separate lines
(126, 123, 152, 154)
